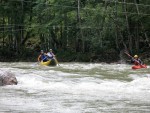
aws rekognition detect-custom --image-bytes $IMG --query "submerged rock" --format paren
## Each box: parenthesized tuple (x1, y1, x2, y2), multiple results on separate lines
(0, 71, 18, 86)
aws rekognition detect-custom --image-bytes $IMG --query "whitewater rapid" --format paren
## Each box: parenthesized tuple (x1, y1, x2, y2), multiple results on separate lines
(0, 62, 150, 113)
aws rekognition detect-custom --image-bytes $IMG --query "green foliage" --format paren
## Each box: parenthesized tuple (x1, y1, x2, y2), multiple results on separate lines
(0, 0, 150, 62)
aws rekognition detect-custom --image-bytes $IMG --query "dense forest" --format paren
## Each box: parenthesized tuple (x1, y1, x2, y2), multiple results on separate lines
(0, 0, 150, 62)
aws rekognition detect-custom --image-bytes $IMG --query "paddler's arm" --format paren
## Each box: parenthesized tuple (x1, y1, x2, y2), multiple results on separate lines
(138, 59, 143, 65)
(131, 58, 135, 63)
(38, 55, 41, 62)
(51, 52, 55, 57)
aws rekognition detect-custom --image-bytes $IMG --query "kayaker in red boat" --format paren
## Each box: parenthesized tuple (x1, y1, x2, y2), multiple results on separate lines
(47, 49, 55, 59)
(38, 50, 48, 62)
(131, 55, 143, 65)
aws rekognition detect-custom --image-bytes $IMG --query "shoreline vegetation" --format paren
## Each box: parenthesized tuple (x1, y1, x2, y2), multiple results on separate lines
(0, 1, 149, 64)
(0, 47, 150, 64)
(0, 48, 119, 63)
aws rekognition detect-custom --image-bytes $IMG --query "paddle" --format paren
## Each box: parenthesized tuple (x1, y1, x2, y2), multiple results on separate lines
(124, 51, 143, 66)
(54, 56, 60, 66)
(124, 51, 133, 59)
(41, 57, 48, 61)
(38, 55, 48, 64)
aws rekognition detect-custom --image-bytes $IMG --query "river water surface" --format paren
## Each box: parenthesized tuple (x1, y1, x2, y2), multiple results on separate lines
(0, 62, 150, 113)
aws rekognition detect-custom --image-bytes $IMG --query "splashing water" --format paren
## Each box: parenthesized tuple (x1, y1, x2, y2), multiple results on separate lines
(0, 62, 150, 113)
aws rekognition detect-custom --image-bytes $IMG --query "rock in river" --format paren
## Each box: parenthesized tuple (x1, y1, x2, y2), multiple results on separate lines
(0, 70, 18, 86)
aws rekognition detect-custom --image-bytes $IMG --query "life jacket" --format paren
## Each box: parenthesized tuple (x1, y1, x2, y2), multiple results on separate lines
(134, 61, 139, 65)
(38, 54, 47, 62)
(41, 54, 47, 61)
(47, 52, 54, 59)
(133, 59, 141, 65)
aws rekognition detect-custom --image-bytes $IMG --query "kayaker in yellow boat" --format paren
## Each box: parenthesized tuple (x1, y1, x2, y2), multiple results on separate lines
(46, 49, 55, 60)
(47, 49, 60, 66)
(38, 50, 48, 62)
(131, 55, 143, 65)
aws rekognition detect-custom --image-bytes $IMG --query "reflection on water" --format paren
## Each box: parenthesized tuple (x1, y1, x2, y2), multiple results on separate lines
(0, 62, 150, 113)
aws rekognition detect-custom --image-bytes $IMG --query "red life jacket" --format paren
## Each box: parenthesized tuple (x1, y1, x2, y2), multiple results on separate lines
(133, 59, 140, 65)
(134, 61, 139, 65)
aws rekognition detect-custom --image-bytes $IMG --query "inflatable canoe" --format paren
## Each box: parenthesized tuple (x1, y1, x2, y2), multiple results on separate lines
(132, 64, 147, 69)
(40, 59, 57, 66)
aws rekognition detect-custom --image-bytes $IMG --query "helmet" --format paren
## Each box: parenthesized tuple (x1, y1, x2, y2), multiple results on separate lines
(134, 55, 138, 58)
(49, 49, 52, 51)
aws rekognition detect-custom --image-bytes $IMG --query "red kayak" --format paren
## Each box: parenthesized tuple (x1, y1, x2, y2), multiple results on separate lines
(132, 64, 147, 69)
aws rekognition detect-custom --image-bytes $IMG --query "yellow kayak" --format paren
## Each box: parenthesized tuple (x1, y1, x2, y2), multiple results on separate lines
(40, 59, 57, 66)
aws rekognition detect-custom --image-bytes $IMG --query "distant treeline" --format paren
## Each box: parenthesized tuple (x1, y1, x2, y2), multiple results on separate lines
(0, 0, 150, 62)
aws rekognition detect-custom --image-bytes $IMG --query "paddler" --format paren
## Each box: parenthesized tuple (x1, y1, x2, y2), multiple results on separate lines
(131, 55, 143, 65)
(46, 49, 55, 59)
(38, 50, 48, 62)
(46, 49, 60, 66)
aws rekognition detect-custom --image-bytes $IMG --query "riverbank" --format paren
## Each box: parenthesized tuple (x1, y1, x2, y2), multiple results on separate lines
(0, 48, 149, 64)
(0, 49, 119, 63)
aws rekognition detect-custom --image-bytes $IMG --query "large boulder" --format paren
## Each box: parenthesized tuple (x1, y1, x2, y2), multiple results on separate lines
(0, 71, 18, 86)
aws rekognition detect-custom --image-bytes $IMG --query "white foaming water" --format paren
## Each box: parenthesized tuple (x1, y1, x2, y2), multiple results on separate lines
(0, 62, 150, 113)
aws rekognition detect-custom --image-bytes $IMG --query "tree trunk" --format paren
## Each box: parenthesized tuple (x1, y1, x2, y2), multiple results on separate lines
(134, 0, 150, 47)
(76, 0, 84, 52)
(2, 15, 5, 50)
(123, 0, 133, 53)
(114, 0, 119, 50)
(134, 0, 140, 53)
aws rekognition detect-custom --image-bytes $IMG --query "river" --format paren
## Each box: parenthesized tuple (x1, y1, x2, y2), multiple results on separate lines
(0, 62, 150, 113)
